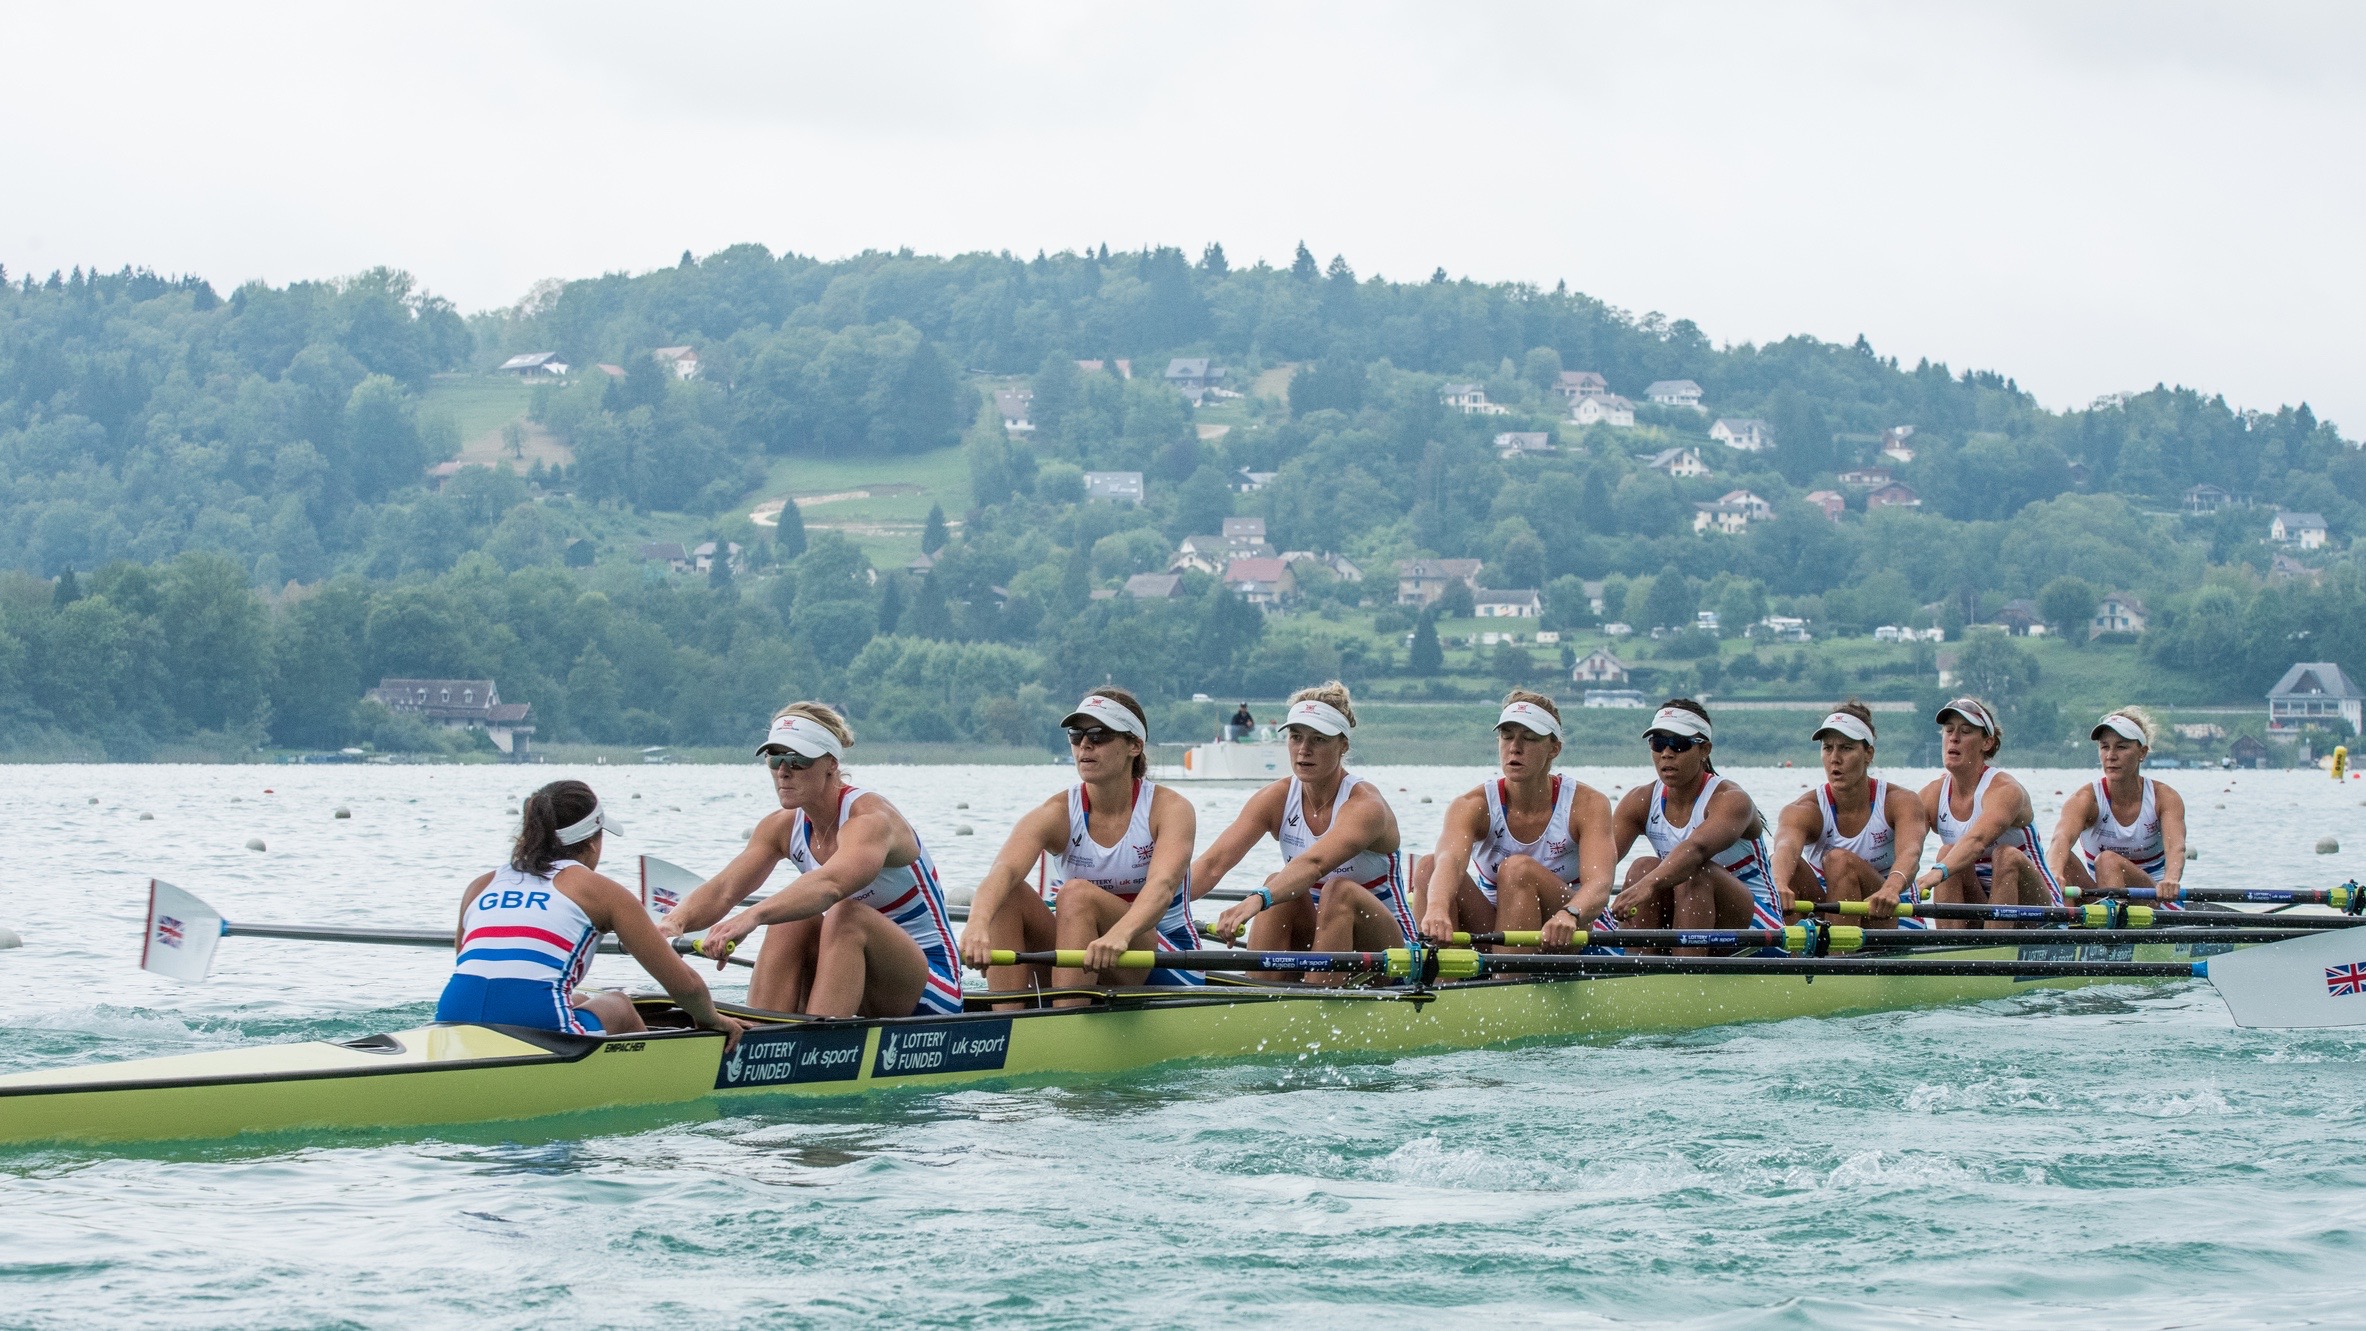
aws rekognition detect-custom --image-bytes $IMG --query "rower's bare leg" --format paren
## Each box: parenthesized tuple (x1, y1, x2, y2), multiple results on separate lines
(1489, 855, 1561, 957)
(1246, 878, 1317, 983)
(574, 990, 645, 1034)
(1674, 866, 1760, 955)
(983, 884, 1059, 1009)
(1818, 849, 1887, 920)
(1310, 876, 1406, 986)
(1048, 880, 1163, 1003)
(1984, 845, 2050, 928)
(1782, 856, 1828, 914)
(2056, 852, 2099, 899)
(748, 916, 822, 1011)
(2094, 850, 2161, 895)
(1929, 864, 1978, 931)
(806, 900, 930, 1018)
(1619, 857, 1673, 952)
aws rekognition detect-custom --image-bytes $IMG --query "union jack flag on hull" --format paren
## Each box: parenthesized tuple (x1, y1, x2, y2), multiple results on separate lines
(2325, 963, 2365, 997)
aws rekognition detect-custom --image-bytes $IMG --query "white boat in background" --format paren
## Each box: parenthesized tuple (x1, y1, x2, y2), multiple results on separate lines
(1154, 730, 1289, 781)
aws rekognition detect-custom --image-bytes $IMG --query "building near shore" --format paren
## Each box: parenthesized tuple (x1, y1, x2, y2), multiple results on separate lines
(363, 678, 536, 757)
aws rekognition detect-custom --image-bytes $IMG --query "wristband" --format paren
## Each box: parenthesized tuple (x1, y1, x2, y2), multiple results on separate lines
(1937, 862, 1951, 882)
(1253, 888, 1274, 911)
(1560, 902, 1587, 923)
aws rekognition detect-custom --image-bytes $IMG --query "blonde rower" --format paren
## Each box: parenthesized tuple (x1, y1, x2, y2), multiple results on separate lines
(1415, 691, 1617, 953)
(1203, 683, 1417, 979)
(1771, 703, 1929, 924)
(1914, 697, 2063, 930)
(958, 688, 1201, 1001)
(2048, 707, 2187, 905)
(662, 704, 964, 1017)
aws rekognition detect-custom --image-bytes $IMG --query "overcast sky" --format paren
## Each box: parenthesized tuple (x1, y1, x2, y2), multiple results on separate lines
(5, 3, 2359, 430)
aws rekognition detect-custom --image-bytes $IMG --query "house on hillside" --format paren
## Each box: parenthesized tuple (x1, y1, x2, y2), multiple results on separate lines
(692, 541, 743, 575)
(2090, 592, 2146, 639)
(1165, 358, 1218, 390)
(496, 352, 568, 381)
(906, 550, 936, 575)
(1232, 467, 1275, 492)
(2269, 662, 2365, 734)
(1554, 370, 1609, 402)
(1804, 489, 1845, 522)
(2184, 483, 2233, 514)
(364, 678, 536, 758)
(2229, 734, 2273, 768)
(1397, 558, 1484, 606)
(1076, 358, 1133, 378)
(1693, 502, 1752, 536)
(1169, 537, 1227, 576)
(1644, 379, 1705, 410)
(1718, 490, 1772, 521)
(2273, 510, 2329, 549)
(1646, 447, 1708, 478)
(2271, 552, 2323, 585)
(1572, 394, 1635, 428)
(1280, 551, 1363, 584)
(1996, 598, 2041, 636)
(1474, 589, 1542, 618)
(1879, 426, 1916, 464)
(1223, 557, 1294, 610)
(1439, 383, 1510, 416)
(1571, 647, 1630, 685)
(652, 346, 699, 379)
(1494, 431, 1554, 459)
(1123, 572, 1187, 600)
(1865, 482, 1922, 509)
(994, 389, 1035, 433)
(1709, 418, 1771, 452)
(638, 542, 691, 573)
(595, 363, 627, 380)
(1223, 517, 1266, 543)
(1083, 471, 1144, 506)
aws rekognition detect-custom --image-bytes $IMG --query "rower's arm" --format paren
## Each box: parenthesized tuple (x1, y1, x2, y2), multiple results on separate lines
(1885, 786, 1930, 886)
(2045, 786, 2098, 886)
(747, 810, 895, 925)
(1565, 788, 1618, 924)
(1925, 773, 2027, 885)
(964, 798, 1065, 929)
(452, 872, 494, 952)
(1421, 791, 1488, 922)
(1266, 787, 1388, 904)
(573, 869, 732, 1029)
(1623, 784, 1753, 900)
(1187, 782, 1282, 898)
(1768, 796, 1821, 883)
(1102, 788, 1198, 944)
(665, 818, 791, 934)
(2155, 783, 2188, 891)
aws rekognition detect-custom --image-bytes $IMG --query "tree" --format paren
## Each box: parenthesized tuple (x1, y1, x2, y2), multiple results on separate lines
(1495, 526, 1547, 590)
(1956, 631, 2040, 708)
(1437, 579, 1476, 620)
(2037, 575, 2101, 641)
(1288, 356, 1366, 416)
(1765, 386, 1833, 484)
(1521, 346, 1565, 392)
(1410, 611, 1444, 676)
(774, 500, 807, 559)
(51, 568, 80, 607)
(1291, 242, 1319, 281)
(566, 645, 623, 741)
(1642, 564, 1698, 630)
(1490, 641, 1535, 682)
(1169, 464, 1233, 541)
(922, 503, 948, 555)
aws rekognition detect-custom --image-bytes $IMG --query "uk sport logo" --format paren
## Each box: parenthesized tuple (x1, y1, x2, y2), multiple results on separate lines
(2325, 963, 2365, 997)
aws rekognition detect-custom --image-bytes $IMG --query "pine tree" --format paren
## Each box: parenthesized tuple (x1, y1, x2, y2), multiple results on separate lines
(1291, 243, 1319, 281)
(877, 573, 905, 636)
(1200, 242, 1228, 276)
(775, 500, 807, 558)
(922, 503, 948, 554)
(52, 568, 80, 607)
(1410, 611, 1444, 676)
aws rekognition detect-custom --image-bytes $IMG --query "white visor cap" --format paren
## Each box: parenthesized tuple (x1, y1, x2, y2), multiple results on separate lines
(1498, 700, 1563, 739)
(1645, 706, 1712, 743)
(757, 714, 846, 761)
(2092, 712, 2148, 744)
(1934, 697, 1998, 735)
(1284, 699, 1352, 736)
(1059, 694, 1146, 740)
(554, 801, 624, 846)
(1812, 711, 1876, 746)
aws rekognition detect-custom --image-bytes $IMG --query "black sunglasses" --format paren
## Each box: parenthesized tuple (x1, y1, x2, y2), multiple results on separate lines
(763, 750, 821, 772)
(1066, 726, 1123, 748)
(1647, 733, 1702, 754)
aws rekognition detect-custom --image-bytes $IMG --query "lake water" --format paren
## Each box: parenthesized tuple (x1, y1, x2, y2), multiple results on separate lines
(5, 761, 2365, 1329)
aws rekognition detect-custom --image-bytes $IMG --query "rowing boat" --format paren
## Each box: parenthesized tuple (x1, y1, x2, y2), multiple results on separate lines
(0, 938, 2228, 1147)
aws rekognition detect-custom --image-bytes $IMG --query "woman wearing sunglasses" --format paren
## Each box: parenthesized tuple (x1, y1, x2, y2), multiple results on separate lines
(1414, 691, 1617, 954)
(958, 688, 1202, 1000)
(2047, 707, 2187, 906)
(660, 702, 965, 1017)
(1915, 696, 2063, 929)
(1769, 702, 1930, 925)
(1202, 682, 1416, 982)
(1609, 700, 1785, 945)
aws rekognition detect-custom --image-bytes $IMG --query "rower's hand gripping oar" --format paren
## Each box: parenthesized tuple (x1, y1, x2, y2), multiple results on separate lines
(138, 879, 752, 983)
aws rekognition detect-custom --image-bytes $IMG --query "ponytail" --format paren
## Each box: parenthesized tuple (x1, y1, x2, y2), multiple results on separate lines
(512, 779, 600, 875)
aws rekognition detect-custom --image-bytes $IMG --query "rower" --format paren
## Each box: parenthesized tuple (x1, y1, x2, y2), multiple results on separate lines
(2048, 707, 2187, 905)
(1914, 696, 2063, 929)
(957, 688, 1201, 1003)
(1414, 691, 1616, 954)
(1770, 703, 1930, 926)
(1202, 682, 1416, 981)
(436, 779, 746, 1047)
(661, 704, 964, 1018)
(1608, 700, 1784, 949)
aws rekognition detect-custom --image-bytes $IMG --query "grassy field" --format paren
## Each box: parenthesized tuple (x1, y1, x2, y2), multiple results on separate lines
(734, 446, 973, 568)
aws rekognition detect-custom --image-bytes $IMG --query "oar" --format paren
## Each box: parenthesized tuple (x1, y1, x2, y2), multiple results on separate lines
(989, 947, 1415, 975)
(1457, 926, 2334, 950)
(138, 879, 752, 983)
(1798, 898, 2366, 929)
(2066, 884, 2365, 911)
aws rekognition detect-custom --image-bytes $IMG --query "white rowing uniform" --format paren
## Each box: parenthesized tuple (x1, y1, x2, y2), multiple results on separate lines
(2076, 776, 2174, 907)
(1933, 766, 2065, 907)
(1278, 772, 1417, 937)
(1644, 772, 1783, 931)
(435, 862, 605, 1034)
(1056, 779, 1203, 985)
(1467, 774, 1618, 948)
(787, 785, 964, 1015)
(1807, 780, 1927, 930)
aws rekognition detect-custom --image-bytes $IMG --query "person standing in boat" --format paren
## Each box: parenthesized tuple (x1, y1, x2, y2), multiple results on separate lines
(2047, 707, 2188, 906)
(1412, 691, 1617, 954)
(437, 779, 746, 1048)
(1608, 700, 1786, 945)
(958, 688, 1202, 1000)
(1202, 682, 1417, 979)
(1770, 703, 1930, 925)
(662, 703, 965, 1018)
(1914, 696, 2064, 930)
(1228, 702, 1256, 742)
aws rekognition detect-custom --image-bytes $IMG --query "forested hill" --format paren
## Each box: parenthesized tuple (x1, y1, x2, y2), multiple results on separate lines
(0, 247, 2361, 761)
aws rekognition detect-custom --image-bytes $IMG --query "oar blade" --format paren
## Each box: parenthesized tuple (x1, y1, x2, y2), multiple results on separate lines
(140, 879, 222, 983)
(2206, 928, 2366, 1028)
(639, 855, 703, 919)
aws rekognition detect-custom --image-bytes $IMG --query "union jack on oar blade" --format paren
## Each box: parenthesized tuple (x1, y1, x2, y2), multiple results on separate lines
(2324, 963, 2366, 997)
